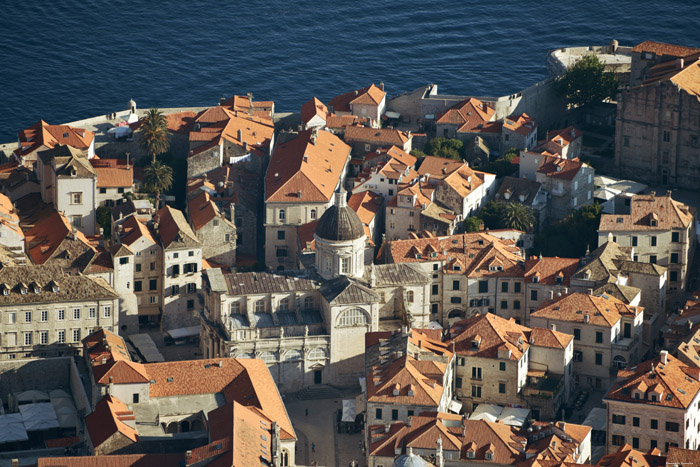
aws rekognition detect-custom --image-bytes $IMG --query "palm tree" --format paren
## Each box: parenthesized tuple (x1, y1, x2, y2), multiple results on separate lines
(139, 108, 170, 163)
(142, 160, 173, 209)
(502, 202, 536, 232)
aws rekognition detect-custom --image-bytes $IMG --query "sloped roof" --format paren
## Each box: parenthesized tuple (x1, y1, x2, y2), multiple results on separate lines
(535, 155, 587, 181)
(448, 313, 531, 360)
(367, 354, 446, 406)
(364, 145, 417, 168)
(83, 328, 132, 383)
(220, 271, 317, 295)
(531, 292, 642, 327)
(16, 120, 94, 157)
(348, 190, 382, 242)
(496, 177, 543, 206)
(189, 106, 274, 157)
(631, 41, 700, 57)
(130, 111, 197, 135)
(532, 127, 582, 156)
(436, 98, 496, 132)
(344, 126, 410, 146)
(0, 192, 22, 238)
(328, 84, 386, 112)
(503, 113, 537, 136)
(529, 327, 574, 349)
(605, 354, 700, 409)
(156, 205, 200, 249)
(116, 214, 156, 247)
(417, 156, 466, 180)
(188, 191, 225, 231)
(301, 97, 328, 124)
(265, 129, 350, 203)
(441, 166, 490, 198)
(524, 257, 580, 286)
(319, 275, 379, 305)
(90, 158, 133, 188)
(23, 209, 96, 265)
(599, 193, 694, 232)
(37, 454, 185, 467)
(85, 395, 138, 449)
(38, 145, 96, 178)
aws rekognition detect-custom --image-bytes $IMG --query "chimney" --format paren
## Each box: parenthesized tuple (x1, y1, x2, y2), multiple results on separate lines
(550, 323, 556, 331)
(186, 450, 192, 463)
(660, 350, 668, 364)
(354, 90, 359, 96)
(385, 424, 391, 433)
(584, 313, 590, 323)
(549, 290, 554, 300)
(101, 356, 107, 364)
(379, 82, 385, 91)
(587, 288, 593, 295)
(237, 129, 242, 141)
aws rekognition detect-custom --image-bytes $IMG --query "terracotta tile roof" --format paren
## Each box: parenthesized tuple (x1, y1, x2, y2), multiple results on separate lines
(206, 401, 274, 466)
(448, 313, 532, 359)
(503, 113, 537, 136)
(37, 145, 96, 178)
(189, 106, 274, 157)
(297, 220, 318, 251)
(325, 114, 369, 129)
(301, 97, 328, 125)
(221, 95, 274, 120)
(436, 97, 496, 131)
(265, 129, 351, 203)
(355, 158, 418, 186)
(329, 84, 386, 112)
(599, 193, 694, 232)
(83, 328, 132, 382)
(37, 454, 185, 467)
(531, 292, 642, 328)
(364, 145, 417, 168)
(115, 214, 156, 247)
(605, 353, 700, 409)
(367, 354, 446, 407)
(597, 444, 666, 467)
(532, 127, 581, 156)
(417, 156, 466, 180)
(676, 326, 700, 368)
(386, 180, 434, 209)
(155, 205, 200, 249)
(387, 232, 523, 276)
(344, 126, 410, 146)
(631, 41, 700, 57)
(98, 360, 149, 385)
(441, 166, 489, 198)
(535, 155, 587, 181)
(15, 120, 94, 157)
(90, 159, 133, 188)
(667, 447, 700, 467)
(23, 209, 96, 265)
(461, 419, 527, 463)
(529, 327, 574, 349)
(188, 191, 226, 231)
(524, 256, 580, 286)
(348, 190, 382, 231)
(85, 395, 138, 449)
(130, 110, 197, 135)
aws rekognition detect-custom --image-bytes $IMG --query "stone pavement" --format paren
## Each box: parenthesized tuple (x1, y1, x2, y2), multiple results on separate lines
(286, 391, 366, 467)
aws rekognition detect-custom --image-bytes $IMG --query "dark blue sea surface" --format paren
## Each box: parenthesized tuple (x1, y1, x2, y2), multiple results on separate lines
(1, 1, 698, 141)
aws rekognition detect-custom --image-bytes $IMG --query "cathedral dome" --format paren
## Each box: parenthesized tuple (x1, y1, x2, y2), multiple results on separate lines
(315, 188, 364, 242)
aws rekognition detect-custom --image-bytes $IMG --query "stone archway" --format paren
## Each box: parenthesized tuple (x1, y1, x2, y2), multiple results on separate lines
(166, 421, 178, 433)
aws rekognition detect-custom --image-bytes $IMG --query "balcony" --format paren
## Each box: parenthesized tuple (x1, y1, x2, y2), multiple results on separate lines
(612, 335, 638, 351)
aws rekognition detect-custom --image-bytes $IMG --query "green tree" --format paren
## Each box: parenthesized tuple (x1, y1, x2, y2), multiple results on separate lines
(476, 201, 507, 230)
(503, 202, 536, 232)
(480, 147, 519, 178)
(462, 216, 482, 233)
(533, 203, 603, 257)
(96, 205, 112, 238)
(555, 54, 619, 108)
(424, 137, 463, 160)
(142, 160, 173, 209)
(139, 108, 170, 163)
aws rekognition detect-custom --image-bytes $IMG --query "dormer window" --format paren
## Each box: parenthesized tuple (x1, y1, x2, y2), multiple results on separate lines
(392, 383, 400, 396)
(485, 453, 494, 461)
(650, 394, 657, 402)
(453, 264, 461, 271)
(532, 276, 539, 283)
(651, 220, 658, 227)
(467, 451, 476, 459)
(407, 384, 415, 397)
(0, 284, 9, 296)
(33, 286, 41, 294)
(555, 275, 563, 285)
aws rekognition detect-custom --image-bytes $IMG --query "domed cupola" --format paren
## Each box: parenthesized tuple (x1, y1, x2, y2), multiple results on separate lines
(315, 188, 364, 241)
(314, 188, 367, 280)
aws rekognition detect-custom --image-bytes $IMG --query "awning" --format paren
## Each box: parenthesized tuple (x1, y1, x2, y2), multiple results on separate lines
(0, 413, 28, 444)
(497, 407, 530, 427)
(468, 404, 502, 422)
(341, 399, 356, 422)
(448, 400, 463, 414)
(167, 325, 201, 340)
(355, 393, 366, 414)
(385, 111, 401, 119)
(20, 403, 60, 431)
(582, 407, 607, 431)
(128, 333, 165, 362)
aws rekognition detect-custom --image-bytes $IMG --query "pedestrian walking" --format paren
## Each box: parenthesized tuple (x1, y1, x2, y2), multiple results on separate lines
(311, 442, 315, 453)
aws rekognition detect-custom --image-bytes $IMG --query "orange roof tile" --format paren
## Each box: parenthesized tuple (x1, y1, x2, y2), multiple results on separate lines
(436, 98, 495, 131)
(599, 193, 694, 232)
(533, 154, 587, 181)
(0, 192, 22, 238)
(156, 205, 199, 249)
(24, 209, 96, 265)
(417, 156, 465, 180)
(37, 454, 185, 467)
(329, 84, 386, 112)
(301, 97, 328, 125)
(448, 313, 531, 359)
(503, 113, 537, 136)
(265, 129, 350, 203)
(367, 355, 446, 407)
(524, 257, 579, 286)
(325, 114, 369, 129)
(90, 159, 133, 188)
(15, 120, 94, 157)
(605, 353, 700, 409)
(531, 292, 642, 328)
(130, 111, 196, 135)
(188, 191, 221, 231)
(364, 145, 417, 168)
(98, 360, 149, 385)
(116, 215, 156, 247)
(189, 106, 274, 157)
(441, 166, 490, 198)
(631, 41, 700, 57)
(529, 327, 574, 349)
(344, 126, 410, 146)
(85, 395, 138, 449)
(221, 95, 274, 120)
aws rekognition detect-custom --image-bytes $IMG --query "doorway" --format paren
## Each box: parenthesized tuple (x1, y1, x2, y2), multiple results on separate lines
(314, 370, 322, 385)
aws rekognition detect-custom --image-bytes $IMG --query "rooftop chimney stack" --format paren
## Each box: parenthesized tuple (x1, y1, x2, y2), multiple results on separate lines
(660, 350, 668, 364)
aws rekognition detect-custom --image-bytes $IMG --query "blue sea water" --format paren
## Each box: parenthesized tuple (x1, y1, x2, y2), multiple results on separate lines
(1, 1, 698, 142)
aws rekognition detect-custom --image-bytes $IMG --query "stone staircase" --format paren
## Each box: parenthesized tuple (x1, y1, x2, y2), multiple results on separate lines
(291, 384, 344, 400)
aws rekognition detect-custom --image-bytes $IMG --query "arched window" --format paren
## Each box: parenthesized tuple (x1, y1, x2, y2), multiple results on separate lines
(308, 347, 327, 360)
(310, 209, 316, 220)
(255, 299, 265, 313)
(337, 308, 369, 327)
(279, 298, 289, 311)
(236, 352, 253, 359)
(341, 257, 350, 274)
(259, 351, 277, 364)
(406, 290, 414, 303)
(278, 209, 285, 221)
(282, 349, 303, 362)
(448, 308, 464, 319)
(612, 355, 627, 369)
(304, 296, 314, 310)
(230, 301, 240, 315)
(281, 449, 290, 467)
